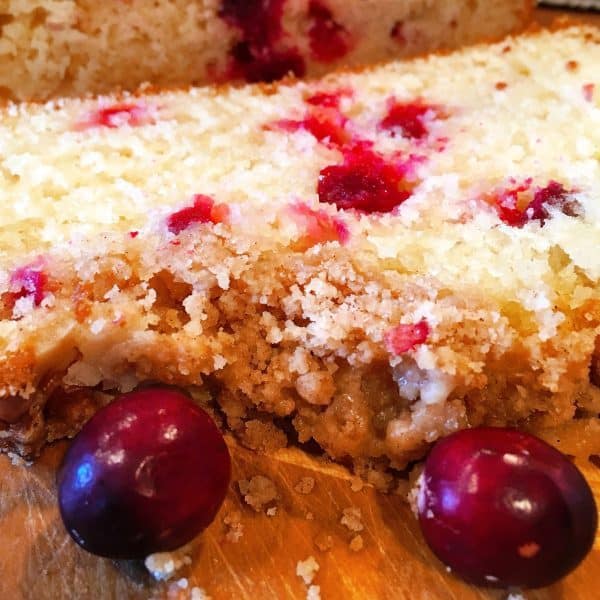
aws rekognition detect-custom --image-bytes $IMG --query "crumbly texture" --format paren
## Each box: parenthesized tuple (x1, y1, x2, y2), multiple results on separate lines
(0, 28, 599, 472)
(238, 475, 279, 512)
(340, 507, 364, 532)
(349, 534, 364, 552)
(295, 476, 316, 494)
(0, 0, 530, 101)
(296, 556, 320, 585)
(144, 546, 193, 581)
(222, 510, 244, 542)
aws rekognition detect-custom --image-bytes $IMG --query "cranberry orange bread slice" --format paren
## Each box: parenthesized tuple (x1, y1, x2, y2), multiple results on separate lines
(0, 0, 533, 101)
(1, 27, 599, 478)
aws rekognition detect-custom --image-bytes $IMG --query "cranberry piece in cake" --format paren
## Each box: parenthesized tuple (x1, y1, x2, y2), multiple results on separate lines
(8, 265, 48, 307)
(380, 99, 441, 140)
(308, 1, 351, 63)
(58, 388, 231, 559)
(220, 0, 305, 82)
(167, 194, 229, 234)
(418, 428, 597, 588)
(385, 320, 429, 354)
(490, 179, 582, 227)
(230, 41, 306, 83)
(527, 181, 582, 225)
(78, 103, 152, 130)
(289, 202, 349, 247)
(306, 88, 353, 109)
(318, 143, 416, 213)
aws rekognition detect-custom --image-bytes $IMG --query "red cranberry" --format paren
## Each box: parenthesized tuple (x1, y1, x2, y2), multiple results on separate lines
(583, 83, 595, 102)
(418, 427, 597, 589)
(306, 88, 352, 109)
(167, 194, 228, 235)
(308, 1, 351, 63)
(57, 388, 231, 559)
(219, 0, 284, 45)
(220, 0, 305, 83)
(318, 143, 414, 213)
(289, 202, 349, 247)
(273, 108, 349, 147)
(491, 180, 581, 227)
(79, 103, 151, 130)
(380, 99, 439, 140)
(9, 266, 48, 307)
(230, 41, 305, 83)
(528, 181, 582, 225)
(384, 320, 429, 354)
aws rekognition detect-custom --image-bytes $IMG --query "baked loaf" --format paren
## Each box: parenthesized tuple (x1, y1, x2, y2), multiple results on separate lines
(0, 0, 532, 101)
(1, 27, 599, 480)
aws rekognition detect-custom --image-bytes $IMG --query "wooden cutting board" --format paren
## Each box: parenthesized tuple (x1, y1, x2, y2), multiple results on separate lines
(0, 439, 598, 600)
(1, 7, 599, 600)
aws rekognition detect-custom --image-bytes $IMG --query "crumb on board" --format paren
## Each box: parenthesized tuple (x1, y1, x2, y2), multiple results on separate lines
(296, 556, 320, 585)
(340, 507, 364, 532)
(295, 476, 316, 495)
(144, 546, 193, 580)
(506, 593, 526, 600)
(238, 475, 279, 512)
(266, 506, 278, 517)
(349, 477, 364, 492)
(314, 533, 334, 552)
(349, 534, 364, 552)
(223, 510, 244, 542)
(305, 511, 315, 521)
(307, 585, 321, 600)
(190, 587, 211, 600)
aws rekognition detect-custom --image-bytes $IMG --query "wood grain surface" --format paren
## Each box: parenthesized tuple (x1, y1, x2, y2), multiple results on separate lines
(1, 7, 599, 600)
(0, 439, 598, 600)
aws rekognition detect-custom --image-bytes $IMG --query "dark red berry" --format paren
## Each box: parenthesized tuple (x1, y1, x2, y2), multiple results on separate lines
(384, 320, 429, 354)
(380, 99, 439, 140)
(308, 1, 351, 63)
(79, 103, 151, 129)
(57, 388, 231, 559)
(220, 0, 305, 83)
(418, 427, 597, 589)
(8, 265, 48, 307)
(490, 179, 581, 227)
(318, 143, 414, 213)
(167, 194, 228, 234)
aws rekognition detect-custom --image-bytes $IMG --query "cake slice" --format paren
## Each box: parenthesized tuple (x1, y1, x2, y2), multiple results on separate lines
(0, 0, 532, 101)
(1, 27, 599, 480)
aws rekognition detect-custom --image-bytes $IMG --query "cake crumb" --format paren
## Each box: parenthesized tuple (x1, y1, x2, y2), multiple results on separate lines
(295, 476, 316, 494)
(349, 477, 364, 492)
(307, 584, 321, 600)
(506, 593, 526, 600)
(305, 511, 315, 521)
(296, 556, 320, 585)
(238, 475, 279, 512)
(190, 587, 211, 600)
(314, 532, 334, 552)
(340, 507, 364, 532)
(266, 506, 278, 517)
(144, 545, 193, 580)
(223, 510, 244, 543)
(349, 534, 364, 552)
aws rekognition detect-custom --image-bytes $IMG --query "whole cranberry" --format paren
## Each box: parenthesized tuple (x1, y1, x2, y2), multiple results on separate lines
(58, 388, 231, 559)
(418, 427, 597, 589)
